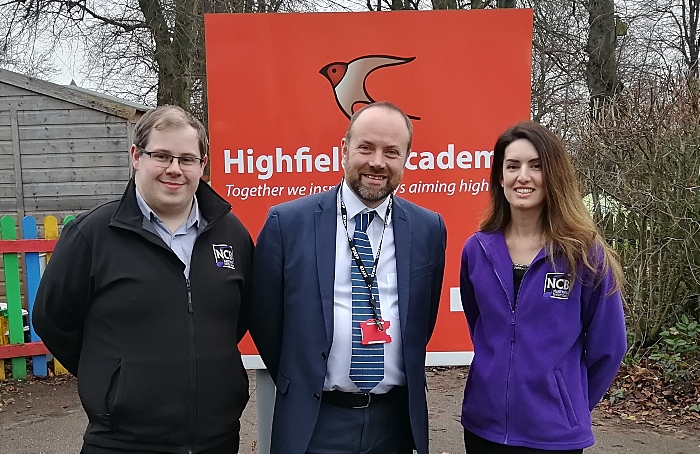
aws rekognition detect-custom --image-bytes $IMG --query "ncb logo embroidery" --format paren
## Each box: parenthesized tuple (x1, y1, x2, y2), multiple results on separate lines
(212, 244, 235, 269)
(543, 273, 570, 300)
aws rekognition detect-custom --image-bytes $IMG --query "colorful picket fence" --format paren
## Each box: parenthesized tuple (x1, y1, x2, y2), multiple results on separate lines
(0, 214, 74, 380)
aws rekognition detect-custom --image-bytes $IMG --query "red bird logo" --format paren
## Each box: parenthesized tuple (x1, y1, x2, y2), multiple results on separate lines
(320, 55, 421, 120)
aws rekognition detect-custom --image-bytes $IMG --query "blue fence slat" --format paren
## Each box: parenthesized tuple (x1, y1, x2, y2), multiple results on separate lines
(22, 216, 47, 377)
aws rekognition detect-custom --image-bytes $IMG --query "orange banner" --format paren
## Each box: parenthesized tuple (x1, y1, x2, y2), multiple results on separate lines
(205, 9, 533, 363)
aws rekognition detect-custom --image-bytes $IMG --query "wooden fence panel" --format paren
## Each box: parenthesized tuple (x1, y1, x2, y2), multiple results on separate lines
(0, 214, 70, 380)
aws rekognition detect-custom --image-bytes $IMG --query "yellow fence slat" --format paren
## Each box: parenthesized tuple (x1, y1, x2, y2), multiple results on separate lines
(42, 216, 68, 376)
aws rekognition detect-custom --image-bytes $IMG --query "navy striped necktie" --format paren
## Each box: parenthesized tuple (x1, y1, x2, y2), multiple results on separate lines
(349, 210, 384, 393)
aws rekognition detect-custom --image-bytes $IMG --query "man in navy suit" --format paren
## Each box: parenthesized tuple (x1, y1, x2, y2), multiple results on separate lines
(250, 102, 446, 454)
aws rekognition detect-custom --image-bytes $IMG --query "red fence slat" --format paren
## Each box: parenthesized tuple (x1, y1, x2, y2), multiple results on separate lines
(0, 239, 58, 253)
(0, 342, 51, 359)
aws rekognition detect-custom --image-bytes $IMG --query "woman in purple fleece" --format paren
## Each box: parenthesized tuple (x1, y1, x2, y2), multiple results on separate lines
(459, 121, 627, 453)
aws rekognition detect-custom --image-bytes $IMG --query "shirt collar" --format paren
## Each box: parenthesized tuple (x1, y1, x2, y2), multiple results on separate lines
(135, 188, 200, 230)
(340, 180, 392, 225)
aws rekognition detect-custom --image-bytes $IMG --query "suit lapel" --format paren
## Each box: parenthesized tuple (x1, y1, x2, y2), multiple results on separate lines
(315, 189, 338, 346)
(392, 198, 411, 337)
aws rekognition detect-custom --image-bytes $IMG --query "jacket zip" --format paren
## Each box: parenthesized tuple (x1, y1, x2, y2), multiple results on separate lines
(186, 278, 194, 313)
(503, 264, 533, 445)
(182, 219, 221, 451)
(504, 308, 515, 445)
(181, 216, 225, 452)
(186, 278, 197, 450)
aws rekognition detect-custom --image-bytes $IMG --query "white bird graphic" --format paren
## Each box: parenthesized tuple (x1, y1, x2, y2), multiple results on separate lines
(320, 55, 421, 120)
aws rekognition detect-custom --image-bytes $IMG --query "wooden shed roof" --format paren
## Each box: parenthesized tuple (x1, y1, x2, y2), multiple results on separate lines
(0, 68, 150, 119)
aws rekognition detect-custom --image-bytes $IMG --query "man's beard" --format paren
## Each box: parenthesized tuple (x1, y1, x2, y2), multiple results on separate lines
(344, 164, 402, 204)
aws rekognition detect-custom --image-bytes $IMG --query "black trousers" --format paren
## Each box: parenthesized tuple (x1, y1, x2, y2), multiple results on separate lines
(306, 387, 414, 454)
(464, 429, 583, 454)
(80, 433, 239, 454)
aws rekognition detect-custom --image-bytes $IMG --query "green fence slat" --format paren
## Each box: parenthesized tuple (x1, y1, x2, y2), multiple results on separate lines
(1, 216, 27, 379)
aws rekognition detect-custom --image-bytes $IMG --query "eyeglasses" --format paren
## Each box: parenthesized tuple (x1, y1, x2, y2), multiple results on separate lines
(138, 147, 205, 168)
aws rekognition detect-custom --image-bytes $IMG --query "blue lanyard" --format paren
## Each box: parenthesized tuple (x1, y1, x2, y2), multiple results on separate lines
(338, 183, 393, 330)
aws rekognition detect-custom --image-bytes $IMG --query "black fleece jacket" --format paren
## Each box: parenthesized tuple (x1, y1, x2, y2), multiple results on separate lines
(33, 179, 253, 453)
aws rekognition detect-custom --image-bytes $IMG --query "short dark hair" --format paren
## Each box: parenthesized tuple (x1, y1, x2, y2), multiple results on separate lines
(133, 105, 208, 158)
(345, 102, 413, 152)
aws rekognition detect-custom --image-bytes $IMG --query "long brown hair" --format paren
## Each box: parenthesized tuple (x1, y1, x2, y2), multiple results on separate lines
(480, 121, 623, 288)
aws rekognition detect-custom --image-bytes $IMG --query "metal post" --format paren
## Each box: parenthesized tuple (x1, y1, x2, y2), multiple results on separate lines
(255, 368, 275, 454)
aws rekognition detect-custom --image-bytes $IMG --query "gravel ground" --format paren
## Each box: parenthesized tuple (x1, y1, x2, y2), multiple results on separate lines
(1, 369, 699, 453)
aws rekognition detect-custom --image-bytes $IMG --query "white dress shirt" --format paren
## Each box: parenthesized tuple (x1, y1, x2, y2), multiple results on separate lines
(324, 182, 405, 393)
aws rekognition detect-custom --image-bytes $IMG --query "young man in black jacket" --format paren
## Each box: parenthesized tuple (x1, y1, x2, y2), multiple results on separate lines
(33, 105, 253, 453)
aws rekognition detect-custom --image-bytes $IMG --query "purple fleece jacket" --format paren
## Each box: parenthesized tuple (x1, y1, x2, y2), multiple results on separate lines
(460, 231, 626, 450)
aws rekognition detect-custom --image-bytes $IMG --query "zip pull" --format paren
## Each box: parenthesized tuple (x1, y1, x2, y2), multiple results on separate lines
(510, 313, 516, 343)
(186, 278, 193, 313)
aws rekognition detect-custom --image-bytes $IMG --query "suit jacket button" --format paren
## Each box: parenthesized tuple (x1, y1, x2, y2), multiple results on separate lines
(314, 393, 320, 401)
(321, 352, 327, 360)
